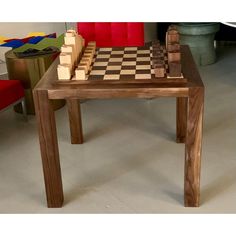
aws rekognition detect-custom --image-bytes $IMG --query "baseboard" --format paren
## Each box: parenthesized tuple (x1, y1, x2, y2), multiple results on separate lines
(216, 41, 236, 46)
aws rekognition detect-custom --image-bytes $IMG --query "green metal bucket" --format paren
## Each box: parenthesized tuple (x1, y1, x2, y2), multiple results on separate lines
(177, 23, 220, 66)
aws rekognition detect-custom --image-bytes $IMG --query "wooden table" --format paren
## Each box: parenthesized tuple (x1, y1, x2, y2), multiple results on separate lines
(33, 45, 204, 208)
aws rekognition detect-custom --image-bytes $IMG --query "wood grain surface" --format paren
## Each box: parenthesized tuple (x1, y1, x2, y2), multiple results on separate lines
(67, 99, 83, 144)
(184, 87, 204, 207)
(33, 90, 64, 207)
(176, 97, 187, 143)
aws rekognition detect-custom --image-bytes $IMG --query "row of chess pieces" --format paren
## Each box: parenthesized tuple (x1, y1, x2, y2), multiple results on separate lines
(57, 29, 96, 80)
(153, 25, 182, 78)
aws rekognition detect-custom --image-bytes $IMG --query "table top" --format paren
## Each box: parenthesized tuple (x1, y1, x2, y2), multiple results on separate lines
(57, 44, 186, 84)
(34, 45, 204, 100)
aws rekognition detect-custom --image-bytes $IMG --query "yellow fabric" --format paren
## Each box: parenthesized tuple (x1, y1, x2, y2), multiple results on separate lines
(0, 36, 7, 44)
(26, 32, 46, 37)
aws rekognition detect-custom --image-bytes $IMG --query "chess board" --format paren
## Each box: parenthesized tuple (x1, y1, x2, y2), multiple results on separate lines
(56, 44, 187, 84)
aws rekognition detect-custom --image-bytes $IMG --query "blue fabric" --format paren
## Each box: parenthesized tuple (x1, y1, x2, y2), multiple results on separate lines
(0, 40, 24, 48)
(28, 36, 44, 44)
(28, 34, 56, 44)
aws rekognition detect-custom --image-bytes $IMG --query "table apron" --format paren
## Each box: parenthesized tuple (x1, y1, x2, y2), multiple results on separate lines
(47, 88, 189, 99)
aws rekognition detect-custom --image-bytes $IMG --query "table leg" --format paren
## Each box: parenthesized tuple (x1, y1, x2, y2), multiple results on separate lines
(33, 90, 64, 207)
(184, 87, 204, 207)
(67, 99, 83, 144)
(176, 97, 187, 143)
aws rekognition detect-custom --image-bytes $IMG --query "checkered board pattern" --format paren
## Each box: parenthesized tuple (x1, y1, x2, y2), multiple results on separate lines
(86, 45, 168, 81)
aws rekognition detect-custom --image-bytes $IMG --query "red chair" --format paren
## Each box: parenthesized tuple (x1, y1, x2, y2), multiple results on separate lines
(0, 80, 27, 119)
(77, 22, 144, 47)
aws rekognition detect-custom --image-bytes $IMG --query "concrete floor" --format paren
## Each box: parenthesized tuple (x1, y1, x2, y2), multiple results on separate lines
(0, 46, 236, 213)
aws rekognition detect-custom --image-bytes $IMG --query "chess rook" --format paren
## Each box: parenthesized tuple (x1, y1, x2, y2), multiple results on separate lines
(167, 33, 180, 44)
(64, 33, 79, 62)
(167, 43, 180, 52)
(61, 44, 76, 67)
(168, 51, 181, 63)
(168, 24, 178, 31)
(59, 53, 73, 67)
(165, 25, 182, 77)
(168, 62, 182, 77)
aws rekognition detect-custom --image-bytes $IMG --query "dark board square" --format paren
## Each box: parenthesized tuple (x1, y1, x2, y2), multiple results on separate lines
(151, 74, 156, 79)
(119, 74, 136, 80)
(108, 62, 123, 66)
(89, 75, 104, 80)
(121, 65, 136, 70)
(124, 50, 137, 54)
(112, 47, 125, 51)
(110, 54, 124, 58)
(136, 61, 150, 65)
(98, 51, 112, 55)
(138, 46, 149, 50)
(136, 69, 151, 74)
(95, 58, 110, 62)
(137, 53, 150, 57)
(123, 58, 136, 62)
(105, 70, 121, 75)
(92, 66, 107, 70)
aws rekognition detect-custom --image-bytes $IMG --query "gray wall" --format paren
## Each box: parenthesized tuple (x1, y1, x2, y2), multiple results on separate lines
(144, 23, 157, 42)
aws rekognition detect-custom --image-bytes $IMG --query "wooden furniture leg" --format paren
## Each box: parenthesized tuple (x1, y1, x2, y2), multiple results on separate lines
(33, 90, 64, 207)
(67, 99, 83, 144)
(176, 97, 187, 143)
(184, 87, 204, 207)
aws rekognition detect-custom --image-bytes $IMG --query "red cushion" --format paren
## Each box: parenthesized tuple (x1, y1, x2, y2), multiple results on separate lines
(0, 80, 24, 110)
(77, 22, 144, 47)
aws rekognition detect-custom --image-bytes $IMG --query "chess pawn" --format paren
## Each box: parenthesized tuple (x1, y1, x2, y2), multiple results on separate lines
(57, 64, 71, 80)
(75, 67, 87, 80)
(153, 64, 165, 78)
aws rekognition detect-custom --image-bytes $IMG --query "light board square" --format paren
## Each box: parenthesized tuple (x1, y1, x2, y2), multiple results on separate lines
(93, 62, 109, 66)
(124, 47, 137, 51)
(107, 65, 122, 70)
(120, 70, 135, 75)
(122, 61, 136, 66)
(90, 70, 106, 75)
(99, 48, 112, 52)
(137, 57, 150, 61)
(111, 50, 124, 54)
(135, 74, 151, 79)
(96, 54, 110, 59)
(123, 54, 137, 58)
(136, 65, 151, 70)
(138, 50, 150, 54)
(109, 58, 123, 62)
(104, 74, 120, 80)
